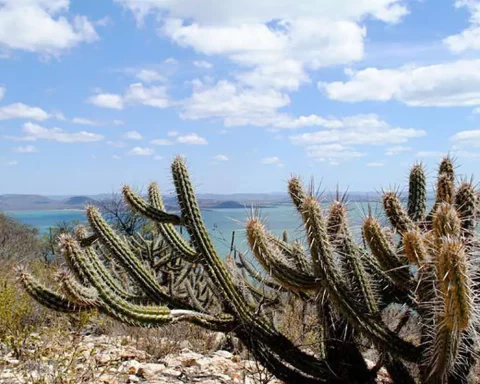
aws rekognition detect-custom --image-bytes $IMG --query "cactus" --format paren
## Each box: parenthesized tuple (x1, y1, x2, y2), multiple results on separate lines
(18, 155, 480, 383)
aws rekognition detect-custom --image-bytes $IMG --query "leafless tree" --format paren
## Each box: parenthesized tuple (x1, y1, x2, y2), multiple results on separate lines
(97, 192, 147, 236)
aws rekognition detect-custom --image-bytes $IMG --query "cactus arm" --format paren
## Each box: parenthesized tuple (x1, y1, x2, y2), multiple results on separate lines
(329, 201, 378, 314)
(247, 219, 319, 292)
(436, 239, 472, 332)
(185, 279, 212, 312)
(382, 191, 416, 234)
(455, 182, 478, 235)
(426, 238, 472, 381)
(148, 183, 198, 261)
(83, 246, 148, 303)
(407, 164, 427, 222)
(432, 203, 461, 239)
(55, 270, 100, 306)
(171, 156, 256, 319)
(60, 235, 236, 332)
(327, 201, 345, 241)
(287, 175, 306, 210)
(86, 206, 191, 309)
(299, 195, 420, 361)
(17, 268, 93, 312)
(235, 251, 286, 291)
(362, 216, 412, 289)
(266, 233, 312, 274)
(426, 157, 456, 225)
(403, 231, 429, 266)
(337, 229, 378, 314)
(122, 186, 183, 225)
(428, 319, 461, 382)
(123, 183, 199, 262)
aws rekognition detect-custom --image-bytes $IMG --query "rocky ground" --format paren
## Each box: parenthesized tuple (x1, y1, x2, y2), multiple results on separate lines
(0, 332, 283, 384)
(0, 331, 393, 384)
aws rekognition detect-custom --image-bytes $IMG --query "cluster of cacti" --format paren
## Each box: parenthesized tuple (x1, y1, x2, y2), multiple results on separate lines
(17, 156, 480, 383)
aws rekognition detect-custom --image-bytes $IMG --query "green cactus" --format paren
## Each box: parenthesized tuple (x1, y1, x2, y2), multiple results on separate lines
(18, 155, 480, 384)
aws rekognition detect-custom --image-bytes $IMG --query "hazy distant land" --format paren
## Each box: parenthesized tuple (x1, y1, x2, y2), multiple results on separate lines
(0, 191, 399, 211)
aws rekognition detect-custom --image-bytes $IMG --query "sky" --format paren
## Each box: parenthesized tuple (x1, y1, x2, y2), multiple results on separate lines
(2, 0, 480, 195)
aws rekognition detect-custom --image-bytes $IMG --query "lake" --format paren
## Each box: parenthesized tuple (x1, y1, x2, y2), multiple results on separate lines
(6, 203, 375, 256)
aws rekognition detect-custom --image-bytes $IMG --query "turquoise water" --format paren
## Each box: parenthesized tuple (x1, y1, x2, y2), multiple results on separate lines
(7, 204, 372, 255)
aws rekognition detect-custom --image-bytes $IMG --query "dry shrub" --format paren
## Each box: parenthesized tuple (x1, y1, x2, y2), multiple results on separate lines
(106, 321, 233, 360)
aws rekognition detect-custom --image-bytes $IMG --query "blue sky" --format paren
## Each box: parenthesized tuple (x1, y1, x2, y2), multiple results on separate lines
(2, 0, 480, 195)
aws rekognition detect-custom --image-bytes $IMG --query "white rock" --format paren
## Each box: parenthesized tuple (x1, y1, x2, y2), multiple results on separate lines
(119, 359, 141, 374)
(162, 368, 182, 377)
(213, 350, 232, 359)
(137, 363, 166, 379)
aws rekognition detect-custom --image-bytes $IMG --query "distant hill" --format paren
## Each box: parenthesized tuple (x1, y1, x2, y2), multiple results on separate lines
(0, 194, 55, 210)
(211, 201, 244, 209)
(64, 196, 96, 206)
(0, 194, 97, 211)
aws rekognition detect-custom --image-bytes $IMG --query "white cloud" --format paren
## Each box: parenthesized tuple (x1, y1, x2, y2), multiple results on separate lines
(124, 83, 169, 108)
(88, 83, 169, 110)
(444, 1, 480, 53)
(213, 154, 229, 161)
(87, 93, 124, 109)
(123, 131, 143, 140)
(177, 133, 208, 145)
(112, 155, 121, 160)
(114, 0, 408, 25)
(289, 115, 425, 146)
(451, 129, 480, 148)
(0, 103, 50, 120)
(366, 162, 384, 167)
(72, 117, 123, 127)
(167, 130, 178, 136)
(288, 115, 424, 164)
(0, 86, 5, 100)
(305, 144, 365, 161)
(0, 0, 99, 56)
(72, 117, 101, 126)
(163, 18, 365, 91)
(182, 80, 290, 126)
(182, 80, 417, 131)
(128, 147, 154, 156)
(135, 69, 165, 83)
(151, 139, 173, 146)
(261, 156, 281, 164)
(5, 160, 17, 166)
(17, 122, 103, 143)
(193, 60, 212, 69)
(115, 0, 409, 93)
(320, 60, 480, 106)
(386, 145, 411, 155)
(12, 145, 37, 153)
(154, 155, 163, 160)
